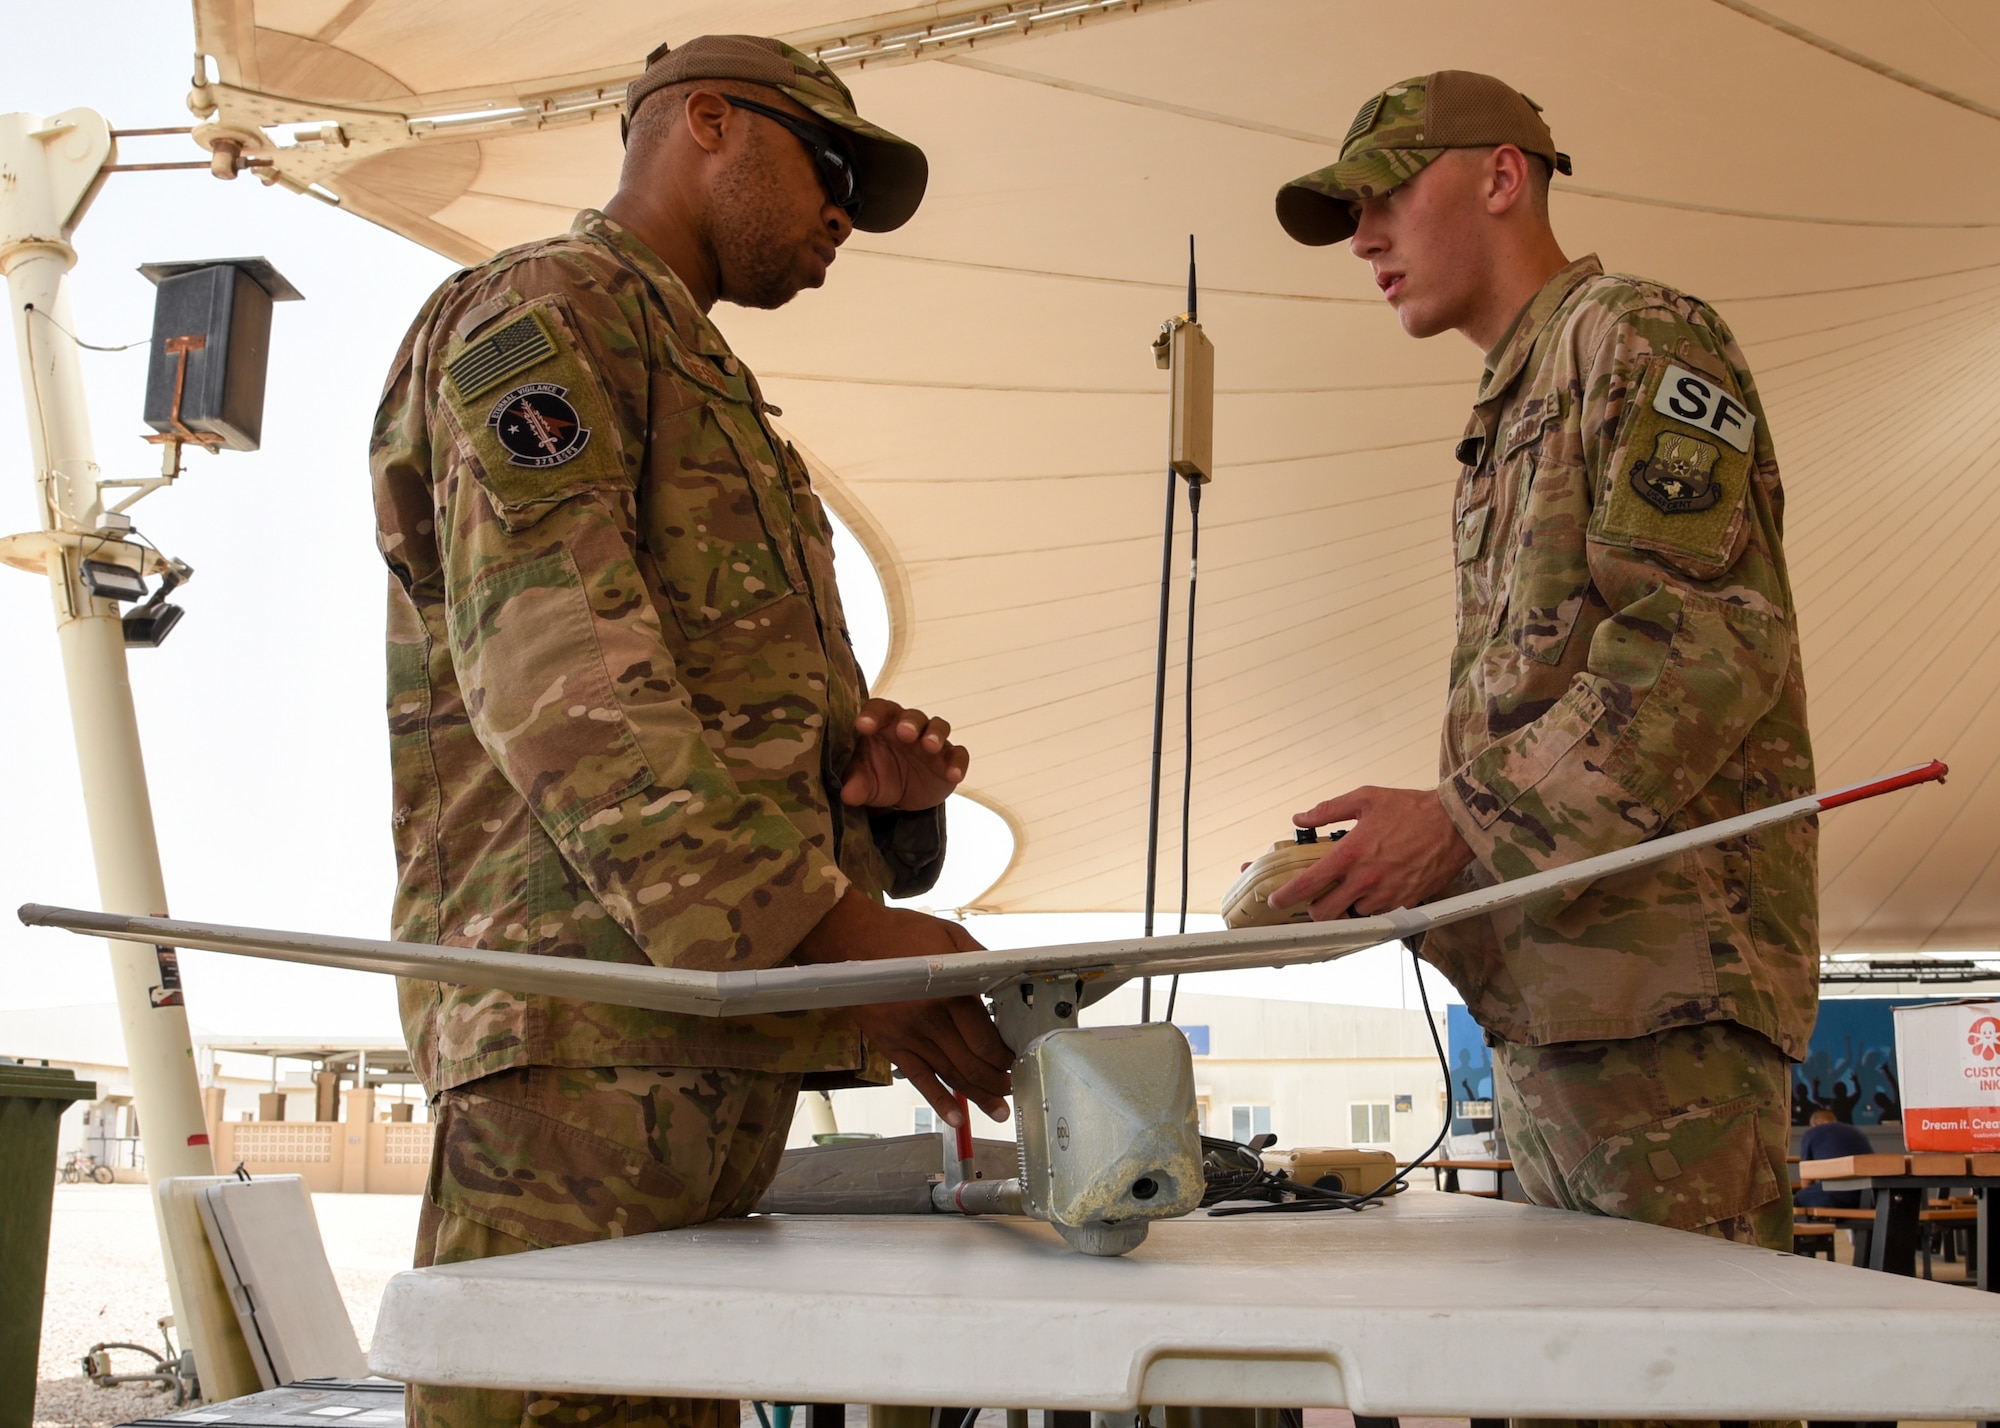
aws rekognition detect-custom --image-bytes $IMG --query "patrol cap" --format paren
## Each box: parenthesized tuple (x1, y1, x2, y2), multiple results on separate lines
(625, 34, 929, 233)
(1276, 71, 1573, 246)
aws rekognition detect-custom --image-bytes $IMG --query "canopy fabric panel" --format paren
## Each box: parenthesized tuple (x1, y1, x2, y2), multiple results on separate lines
(192, 0, 2000, 950)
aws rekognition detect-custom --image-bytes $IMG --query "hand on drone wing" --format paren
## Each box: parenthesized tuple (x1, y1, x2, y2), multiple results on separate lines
(795, 891, 1012, 1127)
(1269, 785, 1473, 919)
(839, 698, 969, 811)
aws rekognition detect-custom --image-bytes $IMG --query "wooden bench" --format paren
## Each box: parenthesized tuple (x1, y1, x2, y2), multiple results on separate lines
(1791, 1222, 1837, 1259)
(1797, 1205, 1979, 1276)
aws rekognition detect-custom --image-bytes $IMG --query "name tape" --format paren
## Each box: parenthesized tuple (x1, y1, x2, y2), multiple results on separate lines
(1652, 363, 1756, 453)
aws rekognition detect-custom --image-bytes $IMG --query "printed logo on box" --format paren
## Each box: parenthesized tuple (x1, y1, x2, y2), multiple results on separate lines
(1896, 999, 2000, 1151)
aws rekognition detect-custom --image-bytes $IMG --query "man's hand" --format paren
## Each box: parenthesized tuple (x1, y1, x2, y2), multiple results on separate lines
(1269, 786, 1475, 920)
(795, 890, 1012, 1128)
(839, 698, 968, 811)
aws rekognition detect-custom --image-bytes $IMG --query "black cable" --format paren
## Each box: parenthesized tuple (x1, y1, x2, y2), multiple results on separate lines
(1165, 479, 1202, 1026)
(1140, 464, 1177, 1022)
(1207, 946, 1454, 1215)
(25, 303, 149, 352)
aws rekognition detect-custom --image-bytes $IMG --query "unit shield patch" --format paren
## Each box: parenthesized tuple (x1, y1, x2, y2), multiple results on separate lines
(1630, 430, 1722, 514)
(487, 382, 590, 469)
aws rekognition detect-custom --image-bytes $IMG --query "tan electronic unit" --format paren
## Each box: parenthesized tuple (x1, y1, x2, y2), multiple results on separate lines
(1167, 318, 1214, 483)
(1261, 1145, 1399, 1196)
(1220, 836, 1334, 928)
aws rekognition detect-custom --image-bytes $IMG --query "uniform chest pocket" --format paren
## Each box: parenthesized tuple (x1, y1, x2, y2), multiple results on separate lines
(642, 384, 795, 640)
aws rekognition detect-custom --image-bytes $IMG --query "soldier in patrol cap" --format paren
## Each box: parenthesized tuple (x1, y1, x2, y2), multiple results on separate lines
(371, 34, 1010, 1428)
(1266, 72, 1816, 1275)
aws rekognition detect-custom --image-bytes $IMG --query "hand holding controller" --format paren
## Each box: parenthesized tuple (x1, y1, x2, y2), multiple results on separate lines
(1219, 828, 1347, 929)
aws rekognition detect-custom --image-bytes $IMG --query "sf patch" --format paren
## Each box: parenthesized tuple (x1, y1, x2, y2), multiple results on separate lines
(1651, 362, 1755, 453)
(1593, 353, 1754, 570)
(1629, 430, 1722, 514)
(487, 382, 590, 468)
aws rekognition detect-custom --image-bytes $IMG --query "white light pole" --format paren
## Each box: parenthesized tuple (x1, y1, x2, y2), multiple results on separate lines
(0, 108, 213, 1329)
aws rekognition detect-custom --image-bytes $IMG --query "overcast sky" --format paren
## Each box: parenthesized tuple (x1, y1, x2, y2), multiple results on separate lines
(0, 2, 1452, 1044)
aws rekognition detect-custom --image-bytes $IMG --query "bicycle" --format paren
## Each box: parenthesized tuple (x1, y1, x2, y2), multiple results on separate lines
(59, 1150, 115, 1184)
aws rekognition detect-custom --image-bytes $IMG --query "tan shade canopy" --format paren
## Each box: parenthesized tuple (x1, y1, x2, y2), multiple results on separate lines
(192, 0, 2000, 950)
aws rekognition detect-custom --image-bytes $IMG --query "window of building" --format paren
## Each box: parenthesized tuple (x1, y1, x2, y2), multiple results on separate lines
(1350, 1101, 1391, 1145)
(914, 1106, 937, 1135)
(1195, 1096, 1212, 1135)
(1232, 1104, 1271, 1142)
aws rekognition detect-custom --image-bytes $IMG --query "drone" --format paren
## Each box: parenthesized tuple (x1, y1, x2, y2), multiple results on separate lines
(18, 761, 1944, 1256)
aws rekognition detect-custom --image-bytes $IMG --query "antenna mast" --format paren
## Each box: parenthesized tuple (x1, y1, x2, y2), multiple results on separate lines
(1141, 237, 1214, 1021)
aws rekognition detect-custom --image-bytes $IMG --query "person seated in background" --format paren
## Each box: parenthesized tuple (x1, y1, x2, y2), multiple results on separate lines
(1795, 1107, 1874, 1210)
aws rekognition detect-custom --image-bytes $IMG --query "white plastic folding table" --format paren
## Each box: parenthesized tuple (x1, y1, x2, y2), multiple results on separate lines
(369, 1192, 2000, 1421)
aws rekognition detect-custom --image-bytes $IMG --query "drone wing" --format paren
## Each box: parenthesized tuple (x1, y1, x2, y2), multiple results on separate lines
(17, 762, 1944, 1015)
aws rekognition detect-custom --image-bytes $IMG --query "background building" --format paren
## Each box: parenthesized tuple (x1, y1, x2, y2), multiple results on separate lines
(804, 986, 1449, 1164)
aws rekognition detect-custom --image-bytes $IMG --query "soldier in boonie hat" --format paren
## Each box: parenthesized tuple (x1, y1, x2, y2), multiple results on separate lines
(1275, 70, 1571, 246)
(625, 33, 929, 233)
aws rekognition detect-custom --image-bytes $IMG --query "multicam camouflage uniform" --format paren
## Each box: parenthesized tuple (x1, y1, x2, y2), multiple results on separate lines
(1276, 74, 1812, 1428)
(371, 208, 938, 1426)
(1419, 253, 1816, 1250)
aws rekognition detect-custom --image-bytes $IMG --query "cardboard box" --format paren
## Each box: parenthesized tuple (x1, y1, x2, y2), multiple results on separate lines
(1972, 1153, 2000, 1177)
(1893, 998, 2000, 1152)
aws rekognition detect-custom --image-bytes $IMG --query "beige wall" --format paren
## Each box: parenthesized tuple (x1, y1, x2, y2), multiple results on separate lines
(205, 1086, 431, 1194)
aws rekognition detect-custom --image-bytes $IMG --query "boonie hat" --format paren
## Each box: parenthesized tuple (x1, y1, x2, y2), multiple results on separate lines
(625, 34, 929, 233)
(1276, 71, 1573, 246)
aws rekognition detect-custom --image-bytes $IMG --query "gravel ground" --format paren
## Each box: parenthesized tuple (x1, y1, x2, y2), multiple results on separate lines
(32, 1183, 420, 1428)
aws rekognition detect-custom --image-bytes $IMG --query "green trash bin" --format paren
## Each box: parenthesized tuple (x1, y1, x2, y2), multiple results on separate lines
(0, 1059, 98, 1428)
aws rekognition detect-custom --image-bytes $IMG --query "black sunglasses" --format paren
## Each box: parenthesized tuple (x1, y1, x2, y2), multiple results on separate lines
(723, 95, 860, 220)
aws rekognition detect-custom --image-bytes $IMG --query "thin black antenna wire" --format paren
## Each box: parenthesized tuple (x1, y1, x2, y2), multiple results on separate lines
(1166, 234, 1200, 1026)
(1140, 466, 1176, 1024)
(1166, 478, 1201, 1026)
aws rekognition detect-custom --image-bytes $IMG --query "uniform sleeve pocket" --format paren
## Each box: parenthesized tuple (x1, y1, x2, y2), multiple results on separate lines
(440, 296, 629, 534)
(1590, 353, 1752, 579)
(448, 550, 653, 838)
(642, 381, 795, 640)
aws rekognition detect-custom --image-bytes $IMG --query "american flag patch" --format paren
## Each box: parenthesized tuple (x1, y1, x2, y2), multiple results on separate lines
(447, 311, 557, 400)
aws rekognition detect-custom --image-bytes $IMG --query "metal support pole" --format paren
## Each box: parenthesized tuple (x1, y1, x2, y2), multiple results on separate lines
(0, 108, 214, 1335)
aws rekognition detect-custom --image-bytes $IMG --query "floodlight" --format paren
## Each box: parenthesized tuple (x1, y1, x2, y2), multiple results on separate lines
(121, 559, 192, 649)
(122, 602, 185, 648)
(80, 559, 148, 603)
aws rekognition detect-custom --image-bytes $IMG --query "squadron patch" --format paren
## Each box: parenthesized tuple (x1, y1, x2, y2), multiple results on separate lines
(487, 382, 590, 469)
(1629, 430, 1723, 514)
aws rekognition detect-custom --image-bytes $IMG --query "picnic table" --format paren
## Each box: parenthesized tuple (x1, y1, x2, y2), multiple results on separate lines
(1422, 1157, 1518, 1200)
(1796, 1151, 1998, 1287)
